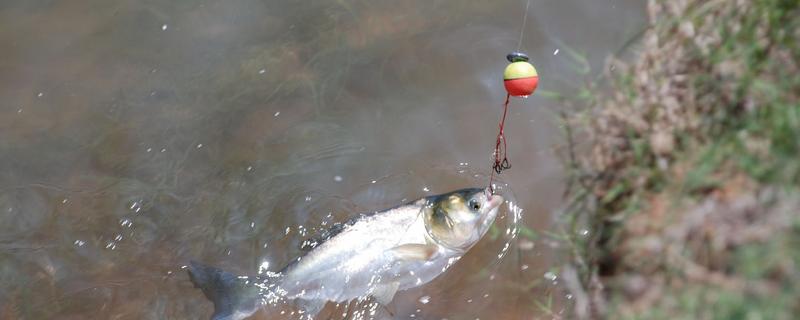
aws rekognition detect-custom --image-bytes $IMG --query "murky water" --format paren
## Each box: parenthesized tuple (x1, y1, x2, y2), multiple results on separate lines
(0, 1, 645, 319)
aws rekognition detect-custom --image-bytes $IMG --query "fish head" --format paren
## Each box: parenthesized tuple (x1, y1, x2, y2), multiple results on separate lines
(423, 187, 503, 251)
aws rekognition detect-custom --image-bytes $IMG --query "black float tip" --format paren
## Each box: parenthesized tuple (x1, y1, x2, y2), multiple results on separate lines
(506, 52, 529, 63)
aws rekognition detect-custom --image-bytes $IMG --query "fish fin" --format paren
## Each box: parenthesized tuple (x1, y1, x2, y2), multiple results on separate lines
(372, 282, 400, 306)
(297, 299, 327, 317)
(187, 261, 261, 320)
(388, 244, 438, 261)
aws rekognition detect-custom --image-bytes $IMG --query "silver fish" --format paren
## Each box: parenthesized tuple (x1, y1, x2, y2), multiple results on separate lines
(188, 187, 503, 320)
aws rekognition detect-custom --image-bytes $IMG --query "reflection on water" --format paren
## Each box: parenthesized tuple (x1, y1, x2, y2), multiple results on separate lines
(0, 0, 645, 318)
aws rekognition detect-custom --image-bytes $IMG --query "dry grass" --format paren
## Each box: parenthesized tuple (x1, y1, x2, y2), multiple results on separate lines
(560, 0, 800, 318)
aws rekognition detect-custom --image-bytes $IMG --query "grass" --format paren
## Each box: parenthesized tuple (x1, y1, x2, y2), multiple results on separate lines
(555, 0, 800, 318)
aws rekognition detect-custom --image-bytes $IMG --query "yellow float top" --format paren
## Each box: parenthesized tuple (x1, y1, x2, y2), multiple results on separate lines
(503, 61, 538, 80)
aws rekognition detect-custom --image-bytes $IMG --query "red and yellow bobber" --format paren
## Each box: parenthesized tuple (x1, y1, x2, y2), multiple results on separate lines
(503, 52, 538, 97)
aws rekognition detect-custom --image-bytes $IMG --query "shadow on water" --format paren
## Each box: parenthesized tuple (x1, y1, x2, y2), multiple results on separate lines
(0, 0, 645, 318)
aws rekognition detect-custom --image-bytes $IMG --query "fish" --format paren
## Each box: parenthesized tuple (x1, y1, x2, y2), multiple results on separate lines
(187, 187, 503, 320)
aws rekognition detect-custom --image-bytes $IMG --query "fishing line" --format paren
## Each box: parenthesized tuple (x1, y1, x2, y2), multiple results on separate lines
(488, 0, 537, 194)
(516, 0, 531, 52)
(488, 94, 512, 192)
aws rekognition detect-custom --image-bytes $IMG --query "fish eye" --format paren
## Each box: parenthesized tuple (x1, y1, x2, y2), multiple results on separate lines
(468, 199, 481, 211)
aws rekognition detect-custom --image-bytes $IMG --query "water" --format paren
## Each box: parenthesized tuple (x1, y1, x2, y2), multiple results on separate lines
(0, 0, 645, 318)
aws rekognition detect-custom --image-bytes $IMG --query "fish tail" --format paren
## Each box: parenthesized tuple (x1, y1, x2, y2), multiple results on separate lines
(187, 261, 264, 320)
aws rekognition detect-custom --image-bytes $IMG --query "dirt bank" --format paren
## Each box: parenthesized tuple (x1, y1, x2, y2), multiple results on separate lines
(563, 0, 800, 318)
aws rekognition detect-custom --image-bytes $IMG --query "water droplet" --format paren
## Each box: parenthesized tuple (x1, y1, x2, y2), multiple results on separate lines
(259, 261, 270, 274)
(544, 271, 557, 281)
(146, 148, 152, 152)
(196, 143, 203, 148)
(250, 222, 255, 228)
(61, 198, 68, 204)
(17, 109, 22, 113)
(466, 298, 473, 303)
(483, 293, 490, 298)
(333, 175, 343, 182)
(37, 92, 43, 97)
(422, 186, 430, 192)
(419, 296, 430, 304)
(371, 180, 376, 184)
(74, 240, 85, 247)
(305, 196, 312, 202)
(161, 24, 168, 30)
(521, 264, 529, 271)
(259, 69, 266, 74)
(274, 111, 280, 117)
(519, 239, 535, 250)
(285, 227, 291, 235)
(580, 229, 590, 236)
(160, 148, 166, 153)
(553, 49, 560, 55)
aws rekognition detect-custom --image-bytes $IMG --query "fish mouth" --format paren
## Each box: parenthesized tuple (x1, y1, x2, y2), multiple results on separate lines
(486, 194, 504, 212)
(477, 193, 503, 233)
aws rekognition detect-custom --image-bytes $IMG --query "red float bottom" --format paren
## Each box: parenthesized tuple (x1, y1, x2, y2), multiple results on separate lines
(504, 76, 539, 97)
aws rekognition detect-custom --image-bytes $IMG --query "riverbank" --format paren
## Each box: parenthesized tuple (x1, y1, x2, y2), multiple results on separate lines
(562, 0, 800, 318)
